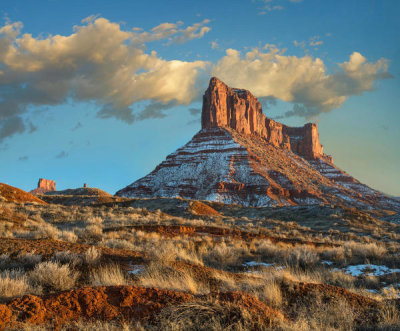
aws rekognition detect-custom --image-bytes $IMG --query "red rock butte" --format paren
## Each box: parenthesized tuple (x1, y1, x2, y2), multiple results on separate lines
(202, 77, 332, 162)
(30, 178, 56, 195)
(116, 77, 400, 211)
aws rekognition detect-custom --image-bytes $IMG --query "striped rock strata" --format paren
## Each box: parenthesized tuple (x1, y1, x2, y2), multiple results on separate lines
(116, 78, 399, 211)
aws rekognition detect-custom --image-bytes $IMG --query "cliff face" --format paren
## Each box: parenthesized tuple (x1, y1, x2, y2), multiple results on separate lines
(30, 178, 56, 195)
(201, 77, 330, 161)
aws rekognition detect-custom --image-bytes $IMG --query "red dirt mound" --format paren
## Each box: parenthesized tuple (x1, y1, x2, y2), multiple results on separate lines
(188, 201, 221, 216)
(0, 183, 46, 204)
(2, 286, 193, 329)
(1, 286, 285, 329)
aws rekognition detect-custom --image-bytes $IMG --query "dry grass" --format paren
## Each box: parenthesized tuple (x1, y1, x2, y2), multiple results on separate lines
(137, 261, 209, 295)
(1, 197, 399, 330)
(28, 261, 79, 292)
(155, 300, 267, 331)
(0, 269, 35, 300)
(281, 297, 356, 331)
(89, 264, 128, 286)
(84, 246, 102, 265)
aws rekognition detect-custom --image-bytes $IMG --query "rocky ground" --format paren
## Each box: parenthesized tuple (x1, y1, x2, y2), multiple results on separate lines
(0, 183, 400, 330)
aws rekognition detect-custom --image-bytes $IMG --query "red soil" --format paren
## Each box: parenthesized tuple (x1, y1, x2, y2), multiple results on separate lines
(0, 286, 285, 329)
(0, 183, 46, 204)
(2, 286, 193, 329)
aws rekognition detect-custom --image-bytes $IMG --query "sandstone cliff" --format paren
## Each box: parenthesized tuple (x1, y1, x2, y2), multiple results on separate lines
(202, 77, 331, 161)
(30, 178, 56, 195)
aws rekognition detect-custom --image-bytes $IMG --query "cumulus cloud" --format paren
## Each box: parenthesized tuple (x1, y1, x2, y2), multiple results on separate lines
(212, 46, 392, 118)
(131, 19, 211, 45)
(0, 17, 209, 141)
(0, 16, 393, 142)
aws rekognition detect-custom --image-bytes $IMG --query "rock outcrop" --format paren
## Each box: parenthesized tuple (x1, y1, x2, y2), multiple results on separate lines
(202, 77, 330, 161)
(30, 178, 56, 195)
(116, 77, 400, 211)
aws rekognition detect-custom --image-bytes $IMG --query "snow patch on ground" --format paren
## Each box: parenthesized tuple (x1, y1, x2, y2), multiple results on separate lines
(336, 264, 400, 277)
(128, 263, 145, 275)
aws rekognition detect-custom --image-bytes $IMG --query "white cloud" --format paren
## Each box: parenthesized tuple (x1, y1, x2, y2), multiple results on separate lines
(0, 16, 392, 141)
(309, 36, 323, 46)
(0, 17, 210, 140)
(212, 46, 392, 118)
(131, 19, 211, 45)
(263, 4, 284, 12)
(293, 40, 306, 48)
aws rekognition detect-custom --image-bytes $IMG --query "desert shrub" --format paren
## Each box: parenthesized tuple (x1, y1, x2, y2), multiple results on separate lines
(324, 270, 355, 290)
(89, 264, 127, 286)
(287, 297, 356, 331)
(84, 247, 102, 265)
(137, 261, 209, 295)
(344, 241, 387, 261)
(155, 299, 280, 331)
(86, 216, 104, 226)
(258, 280, 283, 308)
(0, 254, 10, 270)
(52, 251, 82, 267)
(320, 247, 345, 262)
(59, 230, 78, 243)
(0, 269, 35, 299)
(203, 242, 244, 268)
(256, 240, 284, 261)
(17, 252, 42, 268)
(80, 225, 103, 242)
(149, 240, 203, 266)
(39, 223, 61, 240)
(29, 261, 79, 291)
(377, 301, 400, 329)
(286, 247, 319, 270)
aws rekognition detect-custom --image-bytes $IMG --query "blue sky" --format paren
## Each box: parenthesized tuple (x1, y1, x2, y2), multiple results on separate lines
(1, 0, 399, 196)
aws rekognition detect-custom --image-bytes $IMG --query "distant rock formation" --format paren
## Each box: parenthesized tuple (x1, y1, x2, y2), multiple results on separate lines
(202, 77, 332, 161)
(30, 178, 56, 195)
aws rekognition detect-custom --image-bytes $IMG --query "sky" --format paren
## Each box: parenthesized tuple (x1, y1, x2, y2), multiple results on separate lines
(0, 0, 399, 196)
